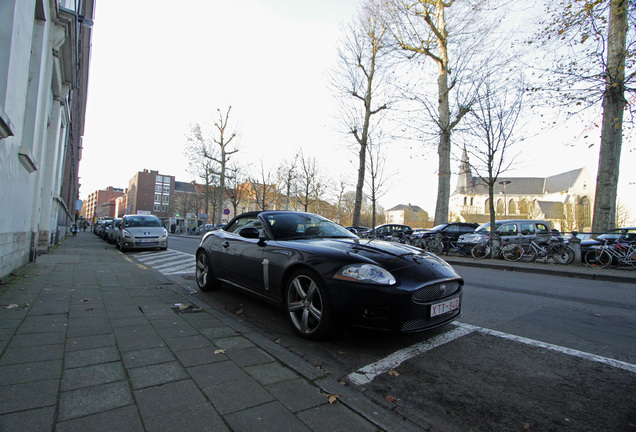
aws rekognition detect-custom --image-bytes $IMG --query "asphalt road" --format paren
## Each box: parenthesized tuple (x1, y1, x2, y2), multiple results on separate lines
(150, 236, 636, 431)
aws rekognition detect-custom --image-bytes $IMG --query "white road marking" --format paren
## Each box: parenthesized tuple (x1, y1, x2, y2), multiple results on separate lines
(456, 322, 636, 375)
(347, 321, 636, 386)
(347, 324, 477, 385)
(132, 250, 195, 276)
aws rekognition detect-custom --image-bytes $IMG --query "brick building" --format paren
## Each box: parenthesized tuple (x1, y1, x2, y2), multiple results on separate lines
(127, 170, 175, 218)
(83, 187, 125, 220)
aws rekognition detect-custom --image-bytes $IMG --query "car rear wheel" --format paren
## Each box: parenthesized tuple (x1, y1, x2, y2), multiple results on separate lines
(285, 269, 332, 340)
(196, 250, 219, 291)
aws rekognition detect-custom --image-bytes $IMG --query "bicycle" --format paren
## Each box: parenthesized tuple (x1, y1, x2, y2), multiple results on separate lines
(471, 237, 524, 261)
(446, 240, 473, 257)
(412, 235, 444, 255)
(518, 237, 575, 264)
(584, 240, 636, 269)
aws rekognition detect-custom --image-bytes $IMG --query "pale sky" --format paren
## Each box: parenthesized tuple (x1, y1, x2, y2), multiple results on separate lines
(79, 0, 636, 218)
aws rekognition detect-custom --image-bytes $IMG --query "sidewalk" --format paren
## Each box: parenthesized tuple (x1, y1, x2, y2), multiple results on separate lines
(0, 233, 423, 432)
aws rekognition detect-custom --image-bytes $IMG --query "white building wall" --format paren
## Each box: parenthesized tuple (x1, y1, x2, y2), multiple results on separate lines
(0, 0, 89, 279)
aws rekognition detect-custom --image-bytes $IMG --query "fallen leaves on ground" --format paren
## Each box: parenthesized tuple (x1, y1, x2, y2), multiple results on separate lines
(324, 393, 339, 404)
(214, 349, 226, 355)
(385, 395, 398, 403)
(388, 370, 400, 377)
(235, 309, 244, 315)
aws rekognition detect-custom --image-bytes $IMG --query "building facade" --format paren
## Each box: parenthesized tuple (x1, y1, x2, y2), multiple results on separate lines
(83, 187, 125, 221)
(126, 170, 175, 218)
(385, 204, 430, 227)
(450, 150, 595, 232)
(0, 0, 94, 279)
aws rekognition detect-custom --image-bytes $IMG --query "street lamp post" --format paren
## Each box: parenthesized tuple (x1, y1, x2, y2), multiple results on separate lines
(499, 180, 511, 216)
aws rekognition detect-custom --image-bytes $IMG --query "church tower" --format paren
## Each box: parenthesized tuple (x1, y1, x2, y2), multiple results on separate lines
(455, 147, 473, 194)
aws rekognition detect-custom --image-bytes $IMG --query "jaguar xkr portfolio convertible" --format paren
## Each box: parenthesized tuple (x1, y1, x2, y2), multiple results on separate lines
(195, 211, 463, 339)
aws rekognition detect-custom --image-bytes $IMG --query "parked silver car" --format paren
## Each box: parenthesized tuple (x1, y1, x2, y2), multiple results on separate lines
(458, 219, 553, 246)
(118, 215, 168, 252)
(106, 218, 122, 244)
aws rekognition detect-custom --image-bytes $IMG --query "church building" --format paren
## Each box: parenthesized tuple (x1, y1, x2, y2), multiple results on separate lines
(449, 149, 595, 232)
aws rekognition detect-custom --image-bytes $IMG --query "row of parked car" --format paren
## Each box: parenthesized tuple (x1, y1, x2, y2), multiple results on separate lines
(347, 220, 636, 259)
(93, 215, 169, 252)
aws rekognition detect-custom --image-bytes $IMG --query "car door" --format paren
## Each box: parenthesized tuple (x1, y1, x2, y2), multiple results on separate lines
(497, 222, 520, 242)
(218, 219, 266, 291)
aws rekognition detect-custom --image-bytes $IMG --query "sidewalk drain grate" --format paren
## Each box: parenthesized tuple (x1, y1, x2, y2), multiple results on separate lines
(174, 284, 198, 295)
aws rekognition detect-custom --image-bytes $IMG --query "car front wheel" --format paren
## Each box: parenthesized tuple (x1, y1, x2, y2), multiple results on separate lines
(285, 269, 332, 340)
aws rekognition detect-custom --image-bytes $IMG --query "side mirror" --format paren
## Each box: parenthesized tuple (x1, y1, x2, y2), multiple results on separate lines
(239, 227, 261, 239)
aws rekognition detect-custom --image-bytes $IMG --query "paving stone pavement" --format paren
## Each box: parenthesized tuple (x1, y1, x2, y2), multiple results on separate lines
(0, 232, 424, 432)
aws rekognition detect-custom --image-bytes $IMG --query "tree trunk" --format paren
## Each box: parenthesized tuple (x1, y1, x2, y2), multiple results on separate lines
(591, 0, 628, 233)
(433, 1, 451, 225)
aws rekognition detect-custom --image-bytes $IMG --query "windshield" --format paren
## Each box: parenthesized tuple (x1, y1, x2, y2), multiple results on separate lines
(264, 213, 357, 240)
(124, 216, 163, 228)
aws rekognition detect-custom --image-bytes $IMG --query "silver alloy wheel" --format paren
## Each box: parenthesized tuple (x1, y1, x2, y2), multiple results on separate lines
(286, 274, 323, 336)
(196, 252, 209, 289)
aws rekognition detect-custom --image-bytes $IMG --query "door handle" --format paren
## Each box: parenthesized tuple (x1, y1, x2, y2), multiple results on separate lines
(222, 241, 230, 248)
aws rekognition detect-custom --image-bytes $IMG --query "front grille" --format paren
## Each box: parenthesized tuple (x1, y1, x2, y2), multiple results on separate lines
(412, 281, 460, 303)
(400, 308, 460, 332)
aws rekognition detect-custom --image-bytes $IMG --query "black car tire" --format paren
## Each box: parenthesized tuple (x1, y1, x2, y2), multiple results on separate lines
(196, 250, 219, 291)
(285, 269, 333, 340)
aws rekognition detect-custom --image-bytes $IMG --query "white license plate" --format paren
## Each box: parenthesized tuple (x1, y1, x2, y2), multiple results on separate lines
(431, 297, 460, 317)
(139, 239, 156, 243)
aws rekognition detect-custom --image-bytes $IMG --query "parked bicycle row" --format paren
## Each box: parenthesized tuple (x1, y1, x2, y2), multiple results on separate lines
(347, 220, 636, 270)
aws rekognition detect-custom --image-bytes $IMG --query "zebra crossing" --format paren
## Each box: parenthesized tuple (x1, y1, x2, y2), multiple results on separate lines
(132, 249, 196, 276)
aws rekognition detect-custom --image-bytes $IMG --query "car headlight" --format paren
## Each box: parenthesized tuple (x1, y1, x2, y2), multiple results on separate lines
(333, 264, 396, 285)
(122, 229, 133, 239)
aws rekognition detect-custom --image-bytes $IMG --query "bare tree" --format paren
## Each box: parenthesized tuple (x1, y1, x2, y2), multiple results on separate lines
(249, 160, 277, 211)
(194, 107, 239, 224)
(533, 0, 635, 232)
(459, 77, 524, 256)
(185, 125, 218, 219)
(295, 151, 327, 213)
(364, 138, 393, 230)
(225, 164, 248, 218)
(275, 155, 298, 211)
(379, 0, 468, 225)
(331, 4, 392, 226)
(378, 0, 513, 225)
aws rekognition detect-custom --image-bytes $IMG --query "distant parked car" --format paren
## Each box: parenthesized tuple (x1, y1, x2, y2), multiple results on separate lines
(580, 227, 636, 255)
(99, 220, 113, 240)
(458, 219, 553, 247)
(107, 218, 122, 244)
(412, 223, 479, 251)
(345, 226, 371, 237)
(118, 214, 169, 252)
(372, 224, 414, 239)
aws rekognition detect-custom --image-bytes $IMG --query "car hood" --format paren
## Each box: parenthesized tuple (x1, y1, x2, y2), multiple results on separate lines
(284, 237, 459, 277)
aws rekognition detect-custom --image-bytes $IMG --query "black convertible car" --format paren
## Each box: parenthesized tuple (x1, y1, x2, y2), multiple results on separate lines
(195, 211, 463, 339)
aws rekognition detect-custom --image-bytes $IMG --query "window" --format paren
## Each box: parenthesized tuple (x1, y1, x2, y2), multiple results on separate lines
(155, 185, 162, 192)
(154, 194, 161, 203)
(163, 186, 170, 193)
(162, 195, 169, 203)
(496, 199, 505, 215)
(153, 204, 162, 211)
(156, 175, 163, 183)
